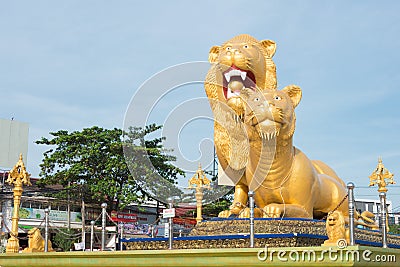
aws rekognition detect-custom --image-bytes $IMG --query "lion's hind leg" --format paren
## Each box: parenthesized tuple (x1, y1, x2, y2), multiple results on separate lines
(312, 160, 345, 187)
(262, 203, 313, 218)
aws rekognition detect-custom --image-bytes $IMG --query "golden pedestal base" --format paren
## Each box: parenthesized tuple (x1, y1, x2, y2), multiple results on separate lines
(6, 236, 19, 253)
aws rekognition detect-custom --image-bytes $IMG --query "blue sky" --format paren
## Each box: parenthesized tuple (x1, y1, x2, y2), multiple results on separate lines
(1, 1, 399, 209)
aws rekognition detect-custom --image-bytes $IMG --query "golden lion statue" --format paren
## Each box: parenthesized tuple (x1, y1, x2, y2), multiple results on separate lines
(323, 211, 350, 246)
(22, 227, 54, 252)
(206, 35, 380, 229)
(219, 86, 349, 219)
(323, 210, 378, 246)
(205, 34, 281, 216)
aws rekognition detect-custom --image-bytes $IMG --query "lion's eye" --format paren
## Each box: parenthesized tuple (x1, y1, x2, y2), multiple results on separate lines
(243, 45, 249, 49)
(226, 47, 231, 51)
(254, 97, 260, 102)
(274, 95, 281, 101)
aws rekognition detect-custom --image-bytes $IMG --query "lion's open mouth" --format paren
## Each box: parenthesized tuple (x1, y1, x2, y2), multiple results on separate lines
(256, 119, 281, 140)
(246, 114, 282, 140)
(223, 65, 256, 99)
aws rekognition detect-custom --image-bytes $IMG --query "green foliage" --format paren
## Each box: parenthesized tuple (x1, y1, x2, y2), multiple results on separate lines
(389, 224, 400, 235)
(123, 125, 184, 202)
(36, 124, 184, 210)
(53, 228, 79, 252)
(202, 198, 232, 218)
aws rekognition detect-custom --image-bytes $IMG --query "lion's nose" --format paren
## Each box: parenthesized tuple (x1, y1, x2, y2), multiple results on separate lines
(264, 100, 274, 107)
(227, 49, 240, 56)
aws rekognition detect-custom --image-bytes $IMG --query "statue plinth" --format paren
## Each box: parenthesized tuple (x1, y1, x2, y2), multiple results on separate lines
(5, 236, 19, 253)
(122, 218, 400, 250)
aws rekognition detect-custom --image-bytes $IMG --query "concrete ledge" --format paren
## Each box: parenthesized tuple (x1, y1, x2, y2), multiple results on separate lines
(0, 246, 399, 267)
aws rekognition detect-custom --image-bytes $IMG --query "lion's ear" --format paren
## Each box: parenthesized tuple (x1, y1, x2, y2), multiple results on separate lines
(208, 46, 220, 63)
(282, 85, 302, 108)
(260, 39, 276, 58)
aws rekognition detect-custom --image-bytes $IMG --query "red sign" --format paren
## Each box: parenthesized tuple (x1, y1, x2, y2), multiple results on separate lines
(173, 218, 197, 227)
(162, 208, 175, 218)
(110, 211, 138, 223)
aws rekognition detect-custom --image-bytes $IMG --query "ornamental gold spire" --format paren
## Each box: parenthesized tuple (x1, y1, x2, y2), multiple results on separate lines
(188, 164, 211, 223)
(6, 153, 31, 187)
(368, 157, 395, 193)
(188, 163, 211, 190)
(6, 154, 31, 253)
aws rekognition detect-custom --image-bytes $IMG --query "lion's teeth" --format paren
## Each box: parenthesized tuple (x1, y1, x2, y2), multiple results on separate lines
(227, 88, 234, 99)
(227, 87, 241, 99)
(227, 88, 232, 98)
(241, 71, 247, 80)
(233, 69, 241, 76)
(258, 131, 279, 140)
(224, 73, 231, 83)
(224, 69, 248, 82)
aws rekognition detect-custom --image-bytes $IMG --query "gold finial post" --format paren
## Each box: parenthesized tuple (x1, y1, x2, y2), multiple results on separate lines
(188, 164, 211, 223)
(5, 153, 31, 253)
(368, 157, 394, 243)
(368, 157, 395, 193)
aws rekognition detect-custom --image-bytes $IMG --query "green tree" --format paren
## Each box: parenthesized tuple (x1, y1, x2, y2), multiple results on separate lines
(53, 228, 80, 252)
(389, 224, 400, 234)
(36, 124, 184, 210)
(201, 198, 232, 218)
(200, 170, 233, 218)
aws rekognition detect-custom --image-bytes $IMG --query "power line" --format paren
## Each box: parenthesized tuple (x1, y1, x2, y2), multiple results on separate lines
(356, 186, 400, 188)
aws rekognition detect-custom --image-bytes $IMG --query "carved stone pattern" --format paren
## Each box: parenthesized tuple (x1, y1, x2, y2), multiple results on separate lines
(124, 220, 400, 250)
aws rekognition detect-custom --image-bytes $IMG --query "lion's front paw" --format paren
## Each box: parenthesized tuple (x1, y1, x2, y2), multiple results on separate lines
(218, 210, 232, 218)
(218, 201, 251, 218)
(238, 208, 250, 218)
(238, 207, 263, 218)
(262, 204, 283, 218)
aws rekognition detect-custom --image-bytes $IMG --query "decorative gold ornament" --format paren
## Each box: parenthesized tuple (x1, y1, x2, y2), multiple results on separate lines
(323, 211, 349, 246)
(369, 157, 395, 193)
(22, 227, 54, 253)
(6, 154, 31, 253)
(188, 164, 211, 223)
(217, 86, 349, 219)
(356, 210, 379, 230)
